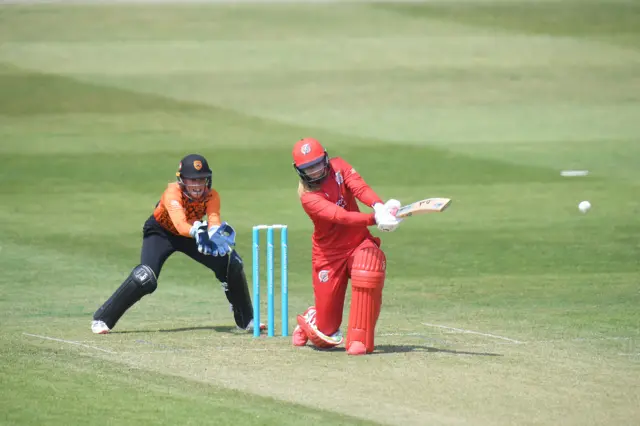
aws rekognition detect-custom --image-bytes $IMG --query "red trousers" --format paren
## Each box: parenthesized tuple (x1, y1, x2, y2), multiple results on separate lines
(312, 237, 384, 336)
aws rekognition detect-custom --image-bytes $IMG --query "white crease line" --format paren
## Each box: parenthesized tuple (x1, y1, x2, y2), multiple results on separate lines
(537, 337, 634, 343)
(118, 347, 291, 354)
(120, 350, 198, 354)
(0, 0, 441, 4)
(421, 323, 525, 344)
(212, 347, 290, 352)
(23, 333, 117, 354)
(379, 332, 429, 337)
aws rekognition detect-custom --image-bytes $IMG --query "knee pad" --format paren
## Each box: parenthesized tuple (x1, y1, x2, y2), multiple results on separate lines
(347, 247, 386, 354)
(352, 246, 386, 272)
(131, 264, 158, 295)
(351, 246, 386, 288)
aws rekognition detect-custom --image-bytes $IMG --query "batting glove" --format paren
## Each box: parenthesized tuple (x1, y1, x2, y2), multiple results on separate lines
(384, 199, 402, 217)
(373, 203, 402, 232)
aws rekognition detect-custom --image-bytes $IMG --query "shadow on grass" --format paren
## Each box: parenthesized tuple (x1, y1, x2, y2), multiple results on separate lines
(375, 345, 502, 356)
(161, 326, 239, 334)
(110, 325, 240, 334)
(310, 344, 502, 356)
(108, 328, 502, 356)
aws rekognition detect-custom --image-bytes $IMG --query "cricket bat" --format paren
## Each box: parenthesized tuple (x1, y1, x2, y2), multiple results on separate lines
(395, 198, 452, 218)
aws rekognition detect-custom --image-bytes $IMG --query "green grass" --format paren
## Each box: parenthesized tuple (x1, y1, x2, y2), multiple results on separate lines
(1, 341, 376, 426)
(0, 1, 639, 426)
(378, 1, 640, 38)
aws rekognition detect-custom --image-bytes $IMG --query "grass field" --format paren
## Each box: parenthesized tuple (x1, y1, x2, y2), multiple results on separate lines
(1, 1, 639, 425)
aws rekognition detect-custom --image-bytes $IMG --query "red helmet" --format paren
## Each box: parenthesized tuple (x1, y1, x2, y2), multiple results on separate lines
(292, 138, 330, 184)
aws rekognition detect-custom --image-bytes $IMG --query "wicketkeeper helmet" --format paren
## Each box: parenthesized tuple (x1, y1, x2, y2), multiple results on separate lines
(176, 154, 212, 187)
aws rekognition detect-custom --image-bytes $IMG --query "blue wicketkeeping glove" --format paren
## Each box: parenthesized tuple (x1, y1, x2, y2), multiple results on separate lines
(207, 222, 236, 257)
(189, 221, 213, 255)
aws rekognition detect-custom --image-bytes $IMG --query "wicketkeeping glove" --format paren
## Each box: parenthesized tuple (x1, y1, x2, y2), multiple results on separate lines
(189, 221, 213, 255)
(207, 222, 236, 257)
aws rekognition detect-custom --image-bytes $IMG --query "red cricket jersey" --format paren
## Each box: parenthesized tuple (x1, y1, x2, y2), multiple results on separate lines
(299, 157, 383, 258)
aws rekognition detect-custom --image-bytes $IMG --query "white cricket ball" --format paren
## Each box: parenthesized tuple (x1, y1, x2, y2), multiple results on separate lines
(578, 200, 591, 213)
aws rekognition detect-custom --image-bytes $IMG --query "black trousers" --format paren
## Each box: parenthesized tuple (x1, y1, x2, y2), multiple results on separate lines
(142, 216, 254, 328)
(100, 216, 254, 329)
(141, 216, 229, 281)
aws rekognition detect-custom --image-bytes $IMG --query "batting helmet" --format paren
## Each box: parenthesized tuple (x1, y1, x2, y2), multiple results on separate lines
(292, 138, 329, 184)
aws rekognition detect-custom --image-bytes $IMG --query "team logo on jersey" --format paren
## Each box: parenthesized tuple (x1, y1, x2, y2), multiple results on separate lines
(301, 143, 311, 155)
(193, 160, 203, 170)
(170, 200, 181, 208)
(335, 171, 343, 185)
(318, 270, 330, 283)
(336, 197, 346, 208)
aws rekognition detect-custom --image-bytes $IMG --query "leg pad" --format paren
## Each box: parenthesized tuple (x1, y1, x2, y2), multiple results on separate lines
(346, 247, 386, 354)
(93, 264, 157, 329)
(225, 251, 254, 329)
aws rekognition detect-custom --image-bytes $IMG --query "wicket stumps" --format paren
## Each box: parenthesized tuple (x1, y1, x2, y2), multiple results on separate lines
(252, 225, 288, 337)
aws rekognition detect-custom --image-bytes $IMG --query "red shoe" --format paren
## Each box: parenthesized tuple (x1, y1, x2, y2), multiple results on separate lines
(297, 309, 343, 349)
(346, 341, 367, 356)
(292, 325, 309, 346)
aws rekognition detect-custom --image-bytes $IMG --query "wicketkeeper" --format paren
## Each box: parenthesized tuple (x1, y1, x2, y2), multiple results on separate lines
(291, 138, 402, 355)
(91, 154, 262, 334)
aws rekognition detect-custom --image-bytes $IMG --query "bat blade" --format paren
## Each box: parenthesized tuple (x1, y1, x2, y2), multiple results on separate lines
(395, 198, 452, 218)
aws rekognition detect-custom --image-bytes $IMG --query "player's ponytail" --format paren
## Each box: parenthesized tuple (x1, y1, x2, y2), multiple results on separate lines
(298, 180, 320, 197)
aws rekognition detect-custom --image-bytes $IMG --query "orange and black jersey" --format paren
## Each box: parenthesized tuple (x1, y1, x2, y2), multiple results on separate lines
(153, 182, 221, 237)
